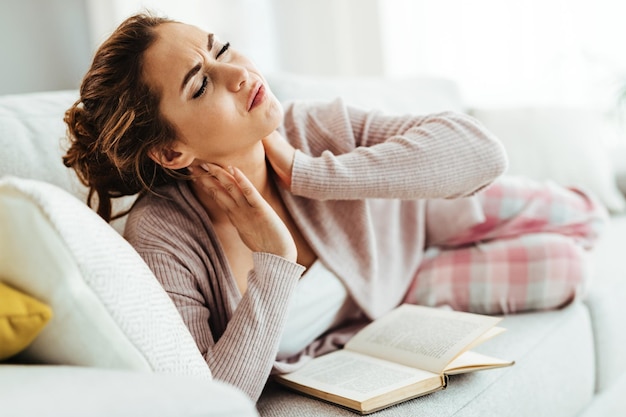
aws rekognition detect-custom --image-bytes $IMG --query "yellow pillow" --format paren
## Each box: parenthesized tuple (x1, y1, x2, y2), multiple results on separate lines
(0, 282, 52, 360)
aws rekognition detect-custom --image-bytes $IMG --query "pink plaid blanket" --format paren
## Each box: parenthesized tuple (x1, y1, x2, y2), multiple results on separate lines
(405, 176, 608, 314)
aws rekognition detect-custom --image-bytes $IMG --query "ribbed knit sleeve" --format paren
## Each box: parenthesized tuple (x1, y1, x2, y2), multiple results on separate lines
(125, 188, 305, 402)
(203, 252, 303, 399)
(285, 99, 508, 200)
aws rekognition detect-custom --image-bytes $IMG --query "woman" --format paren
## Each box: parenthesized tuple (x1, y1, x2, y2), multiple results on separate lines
(63, 13, 606, 401)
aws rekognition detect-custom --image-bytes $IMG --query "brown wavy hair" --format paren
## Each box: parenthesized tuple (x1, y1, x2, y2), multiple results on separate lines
(63, 13, 183, 222)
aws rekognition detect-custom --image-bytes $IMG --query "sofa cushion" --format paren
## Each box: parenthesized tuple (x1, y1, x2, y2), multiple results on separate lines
(0, 365, 257, 417)
(0, 282, 52, 360)
(258, 303, 595, 417)
(0, 176, 209, 378)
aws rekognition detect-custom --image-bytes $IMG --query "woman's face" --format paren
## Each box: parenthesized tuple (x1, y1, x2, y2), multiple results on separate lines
(142, 22, 283, 166)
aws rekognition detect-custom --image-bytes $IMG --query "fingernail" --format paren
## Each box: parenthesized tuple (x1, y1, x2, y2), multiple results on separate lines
(200, 163, 210, 172)
(228, 166, 235, 175)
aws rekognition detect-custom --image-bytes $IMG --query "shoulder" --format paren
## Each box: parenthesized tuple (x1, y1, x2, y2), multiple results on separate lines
(124, 182, 206, 254)
(282, 98, 368, 130)
(281, 98, 370, 154)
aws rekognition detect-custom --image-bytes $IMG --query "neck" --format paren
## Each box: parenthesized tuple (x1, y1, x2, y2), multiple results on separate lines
(232, 142, 271, 195)
(191, 141, 275, 223)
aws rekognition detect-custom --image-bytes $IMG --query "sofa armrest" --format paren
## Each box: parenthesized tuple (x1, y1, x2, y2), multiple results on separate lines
(607, 142, 626, 197)
(469, 105, 626, 213)
(0, 365, 258, 417)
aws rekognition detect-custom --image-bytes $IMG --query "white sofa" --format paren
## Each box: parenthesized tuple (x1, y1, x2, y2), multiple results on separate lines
(1, 74, 625, 417)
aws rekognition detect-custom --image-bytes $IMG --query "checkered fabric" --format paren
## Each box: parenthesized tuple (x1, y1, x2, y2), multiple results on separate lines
(405, 176, 609, 314)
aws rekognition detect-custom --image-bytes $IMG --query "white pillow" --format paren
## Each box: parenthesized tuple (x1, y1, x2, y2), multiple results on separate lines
(0, 90, 134, 234)
(0, 91, 79, 193)
(471, 106, 626, 213)
(0, 176, 210, 378)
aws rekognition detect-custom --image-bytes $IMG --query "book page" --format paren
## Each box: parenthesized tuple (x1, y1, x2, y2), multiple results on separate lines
(345, 304, 501, 374)
(276, 350, 441, 403)
(464, 326, 506, 351)
(444, 350, 514, 375)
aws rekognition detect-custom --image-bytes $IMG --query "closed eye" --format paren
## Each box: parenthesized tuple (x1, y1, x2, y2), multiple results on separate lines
(191, 41, 230, 99)
(193, 76, 208, 99)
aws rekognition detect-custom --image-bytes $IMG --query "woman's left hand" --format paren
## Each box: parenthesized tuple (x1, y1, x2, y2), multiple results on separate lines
(263, 130, 295, 190)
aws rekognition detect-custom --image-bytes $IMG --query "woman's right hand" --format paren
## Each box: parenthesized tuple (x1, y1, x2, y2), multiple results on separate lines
(193, 163, 298, 263)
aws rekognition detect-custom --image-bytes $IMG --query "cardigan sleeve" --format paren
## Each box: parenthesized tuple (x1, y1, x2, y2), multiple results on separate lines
(206, 253, 303, 399)
(125, 196, 305, 402)
(284, 99, 508, 201)
(140, 249, 303, 401)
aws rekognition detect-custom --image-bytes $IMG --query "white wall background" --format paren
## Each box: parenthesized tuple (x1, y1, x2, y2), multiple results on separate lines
(2, 0, 626, 109)
(83, 0, 384, 77)
(0, 0, 92, 95)
(379, 0, 626, 108)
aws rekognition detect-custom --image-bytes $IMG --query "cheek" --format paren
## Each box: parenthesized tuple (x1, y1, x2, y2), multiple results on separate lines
(191, 102, 234, 137)
(264, 95, 284, 127)
(197, 109, 247, 150)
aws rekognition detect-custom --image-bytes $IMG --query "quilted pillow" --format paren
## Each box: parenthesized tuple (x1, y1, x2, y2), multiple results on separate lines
(0, 282, 52, 360)
(0, 176, 210, 378)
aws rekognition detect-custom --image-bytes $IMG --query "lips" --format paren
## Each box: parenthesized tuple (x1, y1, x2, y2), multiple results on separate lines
(247, 82, 265, 111)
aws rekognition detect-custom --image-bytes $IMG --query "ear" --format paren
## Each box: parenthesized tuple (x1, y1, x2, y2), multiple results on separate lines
(148, 145, 194, 170)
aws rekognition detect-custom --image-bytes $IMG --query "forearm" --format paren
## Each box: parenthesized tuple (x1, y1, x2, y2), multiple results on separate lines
(291, 111, 508, 200)
(206, 252, 303, 401)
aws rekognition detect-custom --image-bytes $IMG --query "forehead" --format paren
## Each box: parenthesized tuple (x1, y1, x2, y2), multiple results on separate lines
(155, 22, 205, 47)
(142, 23, 207, 92)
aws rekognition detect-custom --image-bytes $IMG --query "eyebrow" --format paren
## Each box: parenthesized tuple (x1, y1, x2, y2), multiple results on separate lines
(180, 33, 214, 92)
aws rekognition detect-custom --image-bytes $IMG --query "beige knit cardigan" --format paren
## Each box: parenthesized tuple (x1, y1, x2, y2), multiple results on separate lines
(124, 98, 507, 400)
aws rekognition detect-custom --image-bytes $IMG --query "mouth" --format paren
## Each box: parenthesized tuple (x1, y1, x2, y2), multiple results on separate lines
(247, 82, 265, 112)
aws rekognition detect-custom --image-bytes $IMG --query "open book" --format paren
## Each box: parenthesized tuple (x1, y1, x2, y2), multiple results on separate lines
(274, 304, 514, 414)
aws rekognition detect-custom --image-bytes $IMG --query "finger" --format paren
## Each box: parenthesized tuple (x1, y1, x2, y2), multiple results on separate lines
(195, 175, 234, 211)
(200, 163, 251, 208)
(191, 164, 235, 209)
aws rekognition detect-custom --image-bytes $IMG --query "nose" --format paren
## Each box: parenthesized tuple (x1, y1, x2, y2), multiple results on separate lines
(219, 63, 248, 92)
